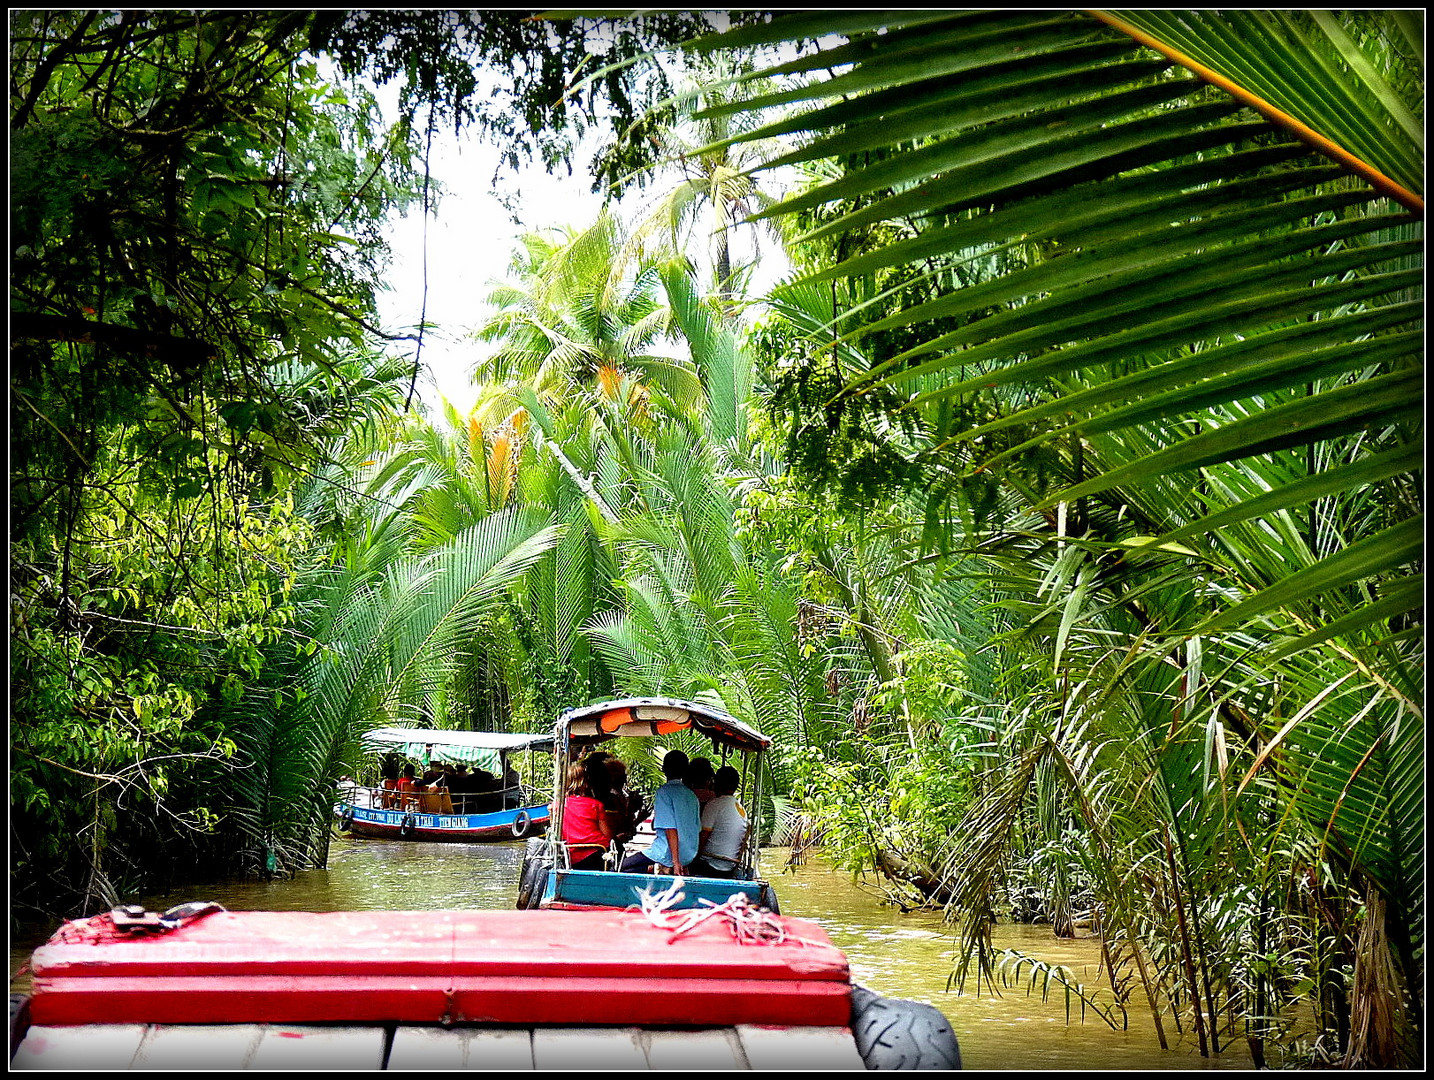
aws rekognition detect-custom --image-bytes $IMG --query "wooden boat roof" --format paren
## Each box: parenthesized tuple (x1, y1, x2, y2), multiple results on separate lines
(557, 697, 771, 753)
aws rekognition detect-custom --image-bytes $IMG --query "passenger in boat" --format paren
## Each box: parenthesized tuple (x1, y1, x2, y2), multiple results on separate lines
(562, 755, 616, 870)
(446, 765, 490, 813)
(602, 757, 640, 844)
(685, 757, 717, 806)
(690, 766, 747, 878)
(395, 764, 419, 809)
(620, 750, 700, 876)
(378, 760, 400, 809)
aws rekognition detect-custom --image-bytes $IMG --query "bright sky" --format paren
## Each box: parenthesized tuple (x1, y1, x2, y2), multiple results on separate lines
(374, 131, 607, 419)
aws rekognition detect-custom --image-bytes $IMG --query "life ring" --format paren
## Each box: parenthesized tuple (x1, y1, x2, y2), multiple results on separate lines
(399, 813, 417, 838)
(511, 810, 532, 839)
(849, 983, 961, 1070)
(338, 806, 355, 831)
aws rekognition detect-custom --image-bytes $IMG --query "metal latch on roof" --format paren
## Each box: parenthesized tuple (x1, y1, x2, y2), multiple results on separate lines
(110, 901, 227, 934)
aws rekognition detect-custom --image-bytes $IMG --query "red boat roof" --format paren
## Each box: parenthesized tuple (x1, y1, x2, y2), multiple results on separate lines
(28, 909, 851, 1029)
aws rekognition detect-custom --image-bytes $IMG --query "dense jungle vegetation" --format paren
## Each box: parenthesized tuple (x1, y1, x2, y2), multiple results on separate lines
(10, 10, 1422, 1069)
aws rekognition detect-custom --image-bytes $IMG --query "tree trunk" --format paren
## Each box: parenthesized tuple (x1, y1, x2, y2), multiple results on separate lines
(1342, 882, 1411, 1068)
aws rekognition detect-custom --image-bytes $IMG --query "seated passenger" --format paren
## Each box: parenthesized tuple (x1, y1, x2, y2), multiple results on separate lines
(685, 757, 716, 806)
(602, 757, 639, 844)
(395, 764, 419, 809)
(690, 766, 747, 879)
(562, 756, 615, 870)
(444, 765, 470, 810)
(621, 750, 700, 876)
(380, 776, 400, 809)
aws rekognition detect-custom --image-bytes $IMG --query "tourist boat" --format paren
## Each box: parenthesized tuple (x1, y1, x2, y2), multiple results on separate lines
(517, 697, 781, 913)
(335, 728, 554, 842)
(9, 904, 961, 1070)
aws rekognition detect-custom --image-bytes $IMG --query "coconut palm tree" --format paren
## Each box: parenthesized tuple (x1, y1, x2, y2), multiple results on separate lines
(698, 9, 1422, 1066)
(620, 54, 786, 311)
(221, 405, 562, 873)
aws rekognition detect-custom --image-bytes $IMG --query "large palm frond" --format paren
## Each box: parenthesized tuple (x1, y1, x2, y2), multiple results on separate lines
(696, 9, 1422, 642)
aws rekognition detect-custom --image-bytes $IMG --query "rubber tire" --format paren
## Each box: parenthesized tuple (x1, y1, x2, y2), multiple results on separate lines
(511, 810, 532, 839)
(849, 982, 961, 1070)
(757, 883, 781, 915)
(338, 806, 354, 831)
(517, 862, 551, 910)
(399, 813, 416, 838)
(516, 838, 553, 910)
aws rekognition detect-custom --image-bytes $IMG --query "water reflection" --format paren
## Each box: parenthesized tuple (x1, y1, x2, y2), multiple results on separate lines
(11, 837, 1252, 1070)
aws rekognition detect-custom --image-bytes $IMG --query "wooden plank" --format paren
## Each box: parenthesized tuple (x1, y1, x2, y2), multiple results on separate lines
(11, 1024, 147, 1069)
(388, 1026, 534, 1070)
(737, 1025, 866, 1071)
(246, 1025, 386, 1069)
(645, 1028, 747, 1069)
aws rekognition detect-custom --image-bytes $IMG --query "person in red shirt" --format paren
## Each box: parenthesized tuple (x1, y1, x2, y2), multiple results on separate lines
(562, 755, 615, 869)
(394, 763, 419, 810)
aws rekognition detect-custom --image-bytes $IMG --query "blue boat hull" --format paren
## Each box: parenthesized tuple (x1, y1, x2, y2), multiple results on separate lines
(538, 868, 769, 911)
(337, 802, 549, 842)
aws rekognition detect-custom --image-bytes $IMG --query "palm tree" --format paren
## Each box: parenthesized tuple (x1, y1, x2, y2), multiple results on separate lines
(221, 405, 561, 874)
(471, 211, 705, 410)
(699, 9, 1422, 1066)
(620, 54, 785, 311)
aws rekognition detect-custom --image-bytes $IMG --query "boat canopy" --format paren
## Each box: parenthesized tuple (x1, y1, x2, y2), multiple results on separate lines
(361, 727, 554, 774)
(557, 697, 771, 754)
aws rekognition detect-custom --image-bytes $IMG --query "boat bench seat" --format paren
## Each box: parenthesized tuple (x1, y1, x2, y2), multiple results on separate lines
(416, 791, 453, 814)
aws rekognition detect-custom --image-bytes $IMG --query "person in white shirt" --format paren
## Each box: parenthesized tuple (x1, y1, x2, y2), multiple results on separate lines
(691, 765, 747, 878)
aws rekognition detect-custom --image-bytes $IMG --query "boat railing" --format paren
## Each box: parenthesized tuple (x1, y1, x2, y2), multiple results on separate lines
(341, 779, 546, 816)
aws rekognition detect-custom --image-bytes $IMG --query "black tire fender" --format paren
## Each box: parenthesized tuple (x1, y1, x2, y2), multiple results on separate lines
(517, 864, 549, 910)
(399, 813, 417, 838)
(849, 982, 961, 1070)
(516, 837, 553, 910)
(511, 810, 532, 839)
(757, 882, 781, 914)
(338, 806, 355, 831)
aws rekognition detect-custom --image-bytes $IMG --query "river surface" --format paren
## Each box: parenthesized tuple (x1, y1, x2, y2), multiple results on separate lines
(11, 837, 1254, 1071)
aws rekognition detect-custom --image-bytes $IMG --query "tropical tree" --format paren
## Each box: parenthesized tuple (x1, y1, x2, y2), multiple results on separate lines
(697, 9, 1422, 1067)
(616, 54, 786, 310)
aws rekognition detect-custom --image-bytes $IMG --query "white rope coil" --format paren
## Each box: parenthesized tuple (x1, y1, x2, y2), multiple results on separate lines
(633, 880, 792, 946)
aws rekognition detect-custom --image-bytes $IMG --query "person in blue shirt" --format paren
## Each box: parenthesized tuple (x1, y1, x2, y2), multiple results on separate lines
(620, 750, 701, 875)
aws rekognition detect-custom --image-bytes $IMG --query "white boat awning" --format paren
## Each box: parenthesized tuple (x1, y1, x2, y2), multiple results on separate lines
(361, 728, 554, 774)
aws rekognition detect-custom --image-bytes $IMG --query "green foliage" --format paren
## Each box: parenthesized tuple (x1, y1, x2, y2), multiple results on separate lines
(788, 742, 976, 905)
(700, 10, 1422, 1065)
(309, 11, 765, 190)
(10, 452, 305, 915)
(9, 12, 427, 915)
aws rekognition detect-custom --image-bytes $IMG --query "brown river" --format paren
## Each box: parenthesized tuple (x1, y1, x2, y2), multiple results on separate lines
(10, 837, 1254, 1071)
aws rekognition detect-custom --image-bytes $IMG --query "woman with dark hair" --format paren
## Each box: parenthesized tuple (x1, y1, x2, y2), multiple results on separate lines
(601, 756, 639, 845)
(561, 754, 616, 870)
(685, 757, 716, 806)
